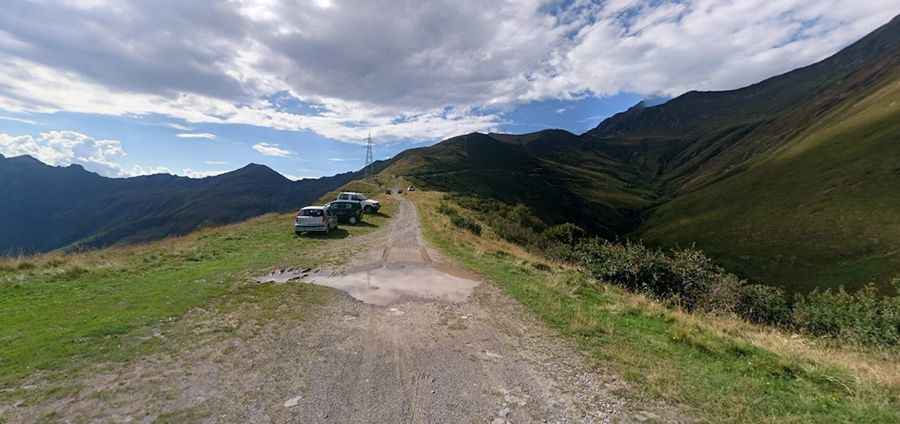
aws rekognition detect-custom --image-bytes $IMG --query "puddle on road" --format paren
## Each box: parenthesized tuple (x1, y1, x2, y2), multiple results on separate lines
(307, 263, 480, 306)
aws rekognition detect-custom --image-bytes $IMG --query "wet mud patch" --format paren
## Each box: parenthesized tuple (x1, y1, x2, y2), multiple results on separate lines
(307, 263, 480, 306)
(253, 267, 317, 284)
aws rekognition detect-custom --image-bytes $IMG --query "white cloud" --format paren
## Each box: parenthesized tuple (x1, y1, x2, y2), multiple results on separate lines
(165, 123, 193, 131)
(283, 173, 316, 181)
(128, 164, 173, 176)
(0, 130, 128, 177)
(176, 132, 217, 139)
(328, 157, 346, 161)
(181, 168, 228, 178)
(203, 160, 228, 165)
(252, 142, 293, 157)
(525, 0, 900, 98)
(0, 129, 182, 178)
(0, 0, 896, 144)
(0, 116, 39, 125)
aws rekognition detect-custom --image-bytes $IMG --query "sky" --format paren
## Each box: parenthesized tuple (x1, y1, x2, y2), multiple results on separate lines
(0, 1, 897, 179)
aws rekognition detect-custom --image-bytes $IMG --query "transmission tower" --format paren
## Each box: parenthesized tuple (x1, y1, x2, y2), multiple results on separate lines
(364, 131, 374, 179)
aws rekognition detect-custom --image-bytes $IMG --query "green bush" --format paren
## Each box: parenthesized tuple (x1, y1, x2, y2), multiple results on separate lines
(450, 215, 482, 236)
(439, 201, 482, 236)
(736, 284, 792, 326)
(793, 284, 900, 346)
(437, 202, 457, 216)
(576, 240, 721, 309)
(575, 237, 900, 346)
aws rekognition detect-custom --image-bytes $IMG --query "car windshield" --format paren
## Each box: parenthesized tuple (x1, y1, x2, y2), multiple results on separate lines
(300, 209, 324, 217)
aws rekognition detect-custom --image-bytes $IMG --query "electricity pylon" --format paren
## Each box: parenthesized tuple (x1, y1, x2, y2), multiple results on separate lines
(364, 131, 374, 179)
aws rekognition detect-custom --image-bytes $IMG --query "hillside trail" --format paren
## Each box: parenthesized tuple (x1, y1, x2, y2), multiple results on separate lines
(5, 197, 683, 424)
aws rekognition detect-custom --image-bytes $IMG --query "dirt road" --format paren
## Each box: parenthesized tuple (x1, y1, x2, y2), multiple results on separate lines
(5, 197, 680, 423)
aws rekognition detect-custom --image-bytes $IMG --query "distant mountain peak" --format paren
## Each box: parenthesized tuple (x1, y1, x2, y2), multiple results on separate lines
(221, 162, 290, 184)
(6, 154, 44, 166)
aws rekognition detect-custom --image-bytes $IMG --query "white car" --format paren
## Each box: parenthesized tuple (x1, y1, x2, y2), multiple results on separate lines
(336, 192, 380, 213)
(294, 206, 337, 234)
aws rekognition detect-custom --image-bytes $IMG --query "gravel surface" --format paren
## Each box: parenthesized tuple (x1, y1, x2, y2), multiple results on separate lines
(3, 197, 685, 423)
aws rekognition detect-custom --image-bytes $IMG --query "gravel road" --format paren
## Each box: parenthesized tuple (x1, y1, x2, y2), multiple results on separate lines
(3, 197, 683, 423)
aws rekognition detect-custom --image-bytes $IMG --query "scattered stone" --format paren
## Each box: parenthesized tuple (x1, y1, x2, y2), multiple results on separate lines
(387, 308, 405, 316)
(491, 419, 508, 424)
(283, 396, 302, 408)
(498, 407, 510, 417)
(484, 351, 503, 360)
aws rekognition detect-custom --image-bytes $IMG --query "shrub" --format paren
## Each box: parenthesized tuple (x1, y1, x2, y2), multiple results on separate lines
(543, 223, 586, 245)
(575, 240, 741, 311)
(793, 284, 900, 346)
(437, 202, 457, 216)
(736, 284, 792, 326)
(576, 239, 673, 295)
(666, 248, 729, 310)
(449, 215, 482, 236)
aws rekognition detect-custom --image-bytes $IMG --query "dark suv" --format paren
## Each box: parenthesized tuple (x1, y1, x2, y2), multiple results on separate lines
(326, 201, 363, 225)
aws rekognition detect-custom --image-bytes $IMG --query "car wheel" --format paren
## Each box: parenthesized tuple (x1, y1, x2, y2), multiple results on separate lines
(349, 216, 358, 225)
(364, 205, 373, 213)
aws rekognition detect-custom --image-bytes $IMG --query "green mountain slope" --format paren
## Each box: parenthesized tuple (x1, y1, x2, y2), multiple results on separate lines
(641, 64, 900, 293)
(384, 131, 656, 237)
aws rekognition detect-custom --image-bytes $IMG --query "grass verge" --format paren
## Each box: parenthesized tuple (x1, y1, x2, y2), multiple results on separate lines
(411, 190, 900, 423)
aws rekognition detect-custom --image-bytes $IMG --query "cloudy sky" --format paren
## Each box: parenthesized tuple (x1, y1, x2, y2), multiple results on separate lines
(0, 0, 897, 179)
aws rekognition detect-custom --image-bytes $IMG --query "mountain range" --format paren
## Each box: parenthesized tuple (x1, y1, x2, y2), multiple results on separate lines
(3, 15, 898, 294)
(0, 155, 373, 254)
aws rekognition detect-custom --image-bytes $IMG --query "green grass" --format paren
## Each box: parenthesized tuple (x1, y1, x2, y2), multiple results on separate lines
(414, 193, 900, 423)
(0, 198, 396, 387)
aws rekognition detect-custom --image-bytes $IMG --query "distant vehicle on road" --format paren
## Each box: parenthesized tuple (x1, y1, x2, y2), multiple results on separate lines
(326, 200, 364, 225)
(407, 186, 416, 192)
(294, 206, 337, 235)
(337, 191, 380, 213)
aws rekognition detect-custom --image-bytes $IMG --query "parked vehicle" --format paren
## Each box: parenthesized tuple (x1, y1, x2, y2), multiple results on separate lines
(407, 186, 416, 192)
(326, 200, 364, 225)
(336, 191, 380, 213)
(294, 206, 337, 234)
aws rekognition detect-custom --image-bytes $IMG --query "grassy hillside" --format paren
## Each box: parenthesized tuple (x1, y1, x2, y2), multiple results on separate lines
(641, 70, 900, 293)
(383, 132, 656, 237)
(411, 189, 900, 422)
(0, 196, 396, 388)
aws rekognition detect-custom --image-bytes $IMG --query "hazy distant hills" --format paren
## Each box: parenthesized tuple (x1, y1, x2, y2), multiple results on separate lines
(382, 14, 900, 293)
(0, 155, 365, 254)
